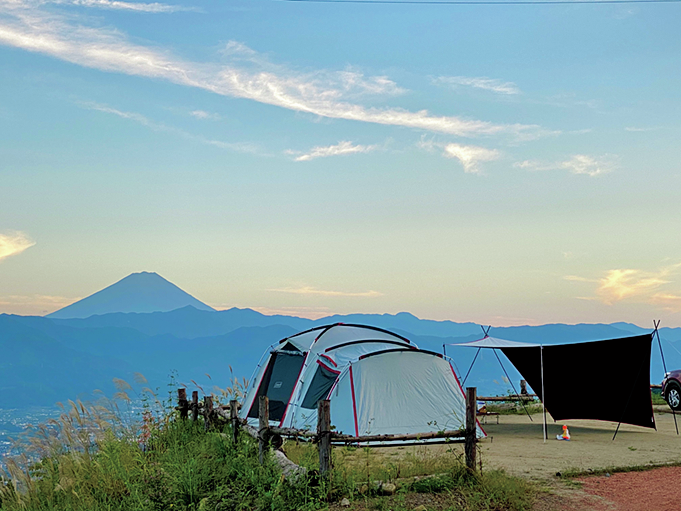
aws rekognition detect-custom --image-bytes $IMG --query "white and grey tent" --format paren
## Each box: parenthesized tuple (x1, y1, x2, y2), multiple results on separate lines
(240, 323, 485, 440)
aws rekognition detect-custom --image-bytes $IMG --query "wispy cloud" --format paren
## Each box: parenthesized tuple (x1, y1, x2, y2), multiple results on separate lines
(565, 263, 681, 307)
(0, 3, 547, 139)
(0, 230, 35, 261)
(287, 141, 378, 162)
(83, 102, 259, 153)
(514, 154, 617, 177)
(434, 76, 521, 95)
(0, 294, 76, 315)
(14, 0, 197, 13)
(650, 293, 681, 313)
(418, 138, 499, 173)
(625, 126, 660, 132)
(189, 110, 221, 120)
(53, 0, 197, 13)
(268, 286, 383, 298)
(442, 143, 499, 173)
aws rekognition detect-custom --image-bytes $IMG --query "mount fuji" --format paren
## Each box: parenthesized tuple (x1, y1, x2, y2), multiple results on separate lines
(47, 272, 215, 319)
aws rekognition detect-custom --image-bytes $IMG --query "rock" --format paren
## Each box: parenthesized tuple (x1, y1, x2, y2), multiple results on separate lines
(381, 483, 396, 495)
(413, 505, 427, 511)
(340, 497, 351, 507)
(358, 484, 368, 494)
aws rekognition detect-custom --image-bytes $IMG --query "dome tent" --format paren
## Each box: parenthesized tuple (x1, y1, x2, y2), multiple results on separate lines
(240, 323, 485, 440)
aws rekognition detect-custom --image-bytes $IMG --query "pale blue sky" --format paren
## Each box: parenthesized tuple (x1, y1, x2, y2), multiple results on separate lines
(1, 0, 680, 326)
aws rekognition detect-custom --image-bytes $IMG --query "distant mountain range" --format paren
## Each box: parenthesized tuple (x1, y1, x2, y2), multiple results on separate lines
(2, 272, 681, 408)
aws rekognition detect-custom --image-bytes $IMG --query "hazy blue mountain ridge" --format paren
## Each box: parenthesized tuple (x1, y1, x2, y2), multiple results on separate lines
(50, 306, 311, 338)
(0, 315, 135, 407)
(3, 269, 681, 409)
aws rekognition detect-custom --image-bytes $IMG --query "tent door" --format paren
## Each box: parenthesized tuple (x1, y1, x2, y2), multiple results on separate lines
(247, 351, 305, 421)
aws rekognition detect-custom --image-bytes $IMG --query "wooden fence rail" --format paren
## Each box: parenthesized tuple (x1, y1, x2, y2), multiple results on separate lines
(178, 387, 480, 479)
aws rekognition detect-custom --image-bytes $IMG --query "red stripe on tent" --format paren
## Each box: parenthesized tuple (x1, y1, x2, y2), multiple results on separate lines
(278, 352, 309, 427)
(317, 360, 341, 375)
(319, 353, 337, 367)
(325, 373, 342, 400)
(449, 362, 486, 437)
(349, 364, 359, 437)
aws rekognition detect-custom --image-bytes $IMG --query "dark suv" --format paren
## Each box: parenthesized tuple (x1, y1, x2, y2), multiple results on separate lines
(661, 370, 681, 411)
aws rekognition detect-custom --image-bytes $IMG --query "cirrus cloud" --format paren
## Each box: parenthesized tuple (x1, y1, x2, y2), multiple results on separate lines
(287, 141, 378, 162)
(0, 2, 548, 140)
(565, 262, 681, 307)
(433, 76, 521, 96)
(268, 286, 383, 298)
(0, 230, 36, 261)
(418, 138, 499, 173)
(514, 154, 617, 177)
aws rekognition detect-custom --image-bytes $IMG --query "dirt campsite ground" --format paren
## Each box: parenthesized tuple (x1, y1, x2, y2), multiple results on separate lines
(473, 408, 681, 510)
(476, 408, 681, 480)
(367, 408, 681, 510)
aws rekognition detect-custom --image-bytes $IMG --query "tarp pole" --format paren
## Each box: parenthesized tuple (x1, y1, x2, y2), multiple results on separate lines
(462, 348, 481, 386)
(493, 349, 533, 422)
(541, 345, 547, 442)
(654, 320, 678, 435)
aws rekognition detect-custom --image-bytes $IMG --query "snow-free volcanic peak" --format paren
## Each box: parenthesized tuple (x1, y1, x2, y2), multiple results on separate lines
(46, 271, 215, 319)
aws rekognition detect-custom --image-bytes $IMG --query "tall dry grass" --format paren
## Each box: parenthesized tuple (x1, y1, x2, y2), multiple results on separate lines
(0, 374, 535, 511)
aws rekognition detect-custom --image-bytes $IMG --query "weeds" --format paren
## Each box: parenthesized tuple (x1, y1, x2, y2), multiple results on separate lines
(0, 378, 535, 511)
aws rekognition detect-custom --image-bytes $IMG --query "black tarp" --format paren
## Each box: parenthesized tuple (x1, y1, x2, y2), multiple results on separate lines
(501, 334, 655, 429)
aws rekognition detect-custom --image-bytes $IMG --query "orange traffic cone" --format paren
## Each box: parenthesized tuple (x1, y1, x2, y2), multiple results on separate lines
(556, 425, 571, 441)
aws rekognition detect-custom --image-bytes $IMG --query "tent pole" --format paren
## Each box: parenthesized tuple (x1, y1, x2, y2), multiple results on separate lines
(493, 349, 533, 422)
(462, 348, 481, 386)
(541, 345, 547, 443)
(654, 321, 678, 435)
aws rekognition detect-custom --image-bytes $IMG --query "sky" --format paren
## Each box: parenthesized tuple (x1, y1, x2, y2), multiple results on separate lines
(0, 0, 680, 326)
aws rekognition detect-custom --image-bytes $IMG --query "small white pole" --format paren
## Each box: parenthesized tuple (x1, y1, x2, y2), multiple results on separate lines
(541, 345, 547, 442)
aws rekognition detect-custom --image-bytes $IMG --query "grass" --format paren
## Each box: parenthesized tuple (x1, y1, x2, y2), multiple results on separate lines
(285, 441, 535, 510)
(557, 460, 681, 479)
(0, 381, 536, 511)
(485, 402, 544, 416)
(651, 388, 667, 406)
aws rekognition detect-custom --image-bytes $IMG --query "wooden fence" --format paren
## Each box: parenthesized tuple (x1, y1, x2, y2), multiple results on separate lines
(177, 387, 481, 478)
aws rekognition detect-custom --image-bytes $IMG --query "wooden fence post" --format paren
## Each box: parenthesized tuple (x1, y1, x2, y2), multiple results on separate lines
(520, 380, 528, 395)
(178, 389, 188, 420)
(230, 399, 239, 443)
(191, 391, 199, 421)
(317, 399, 331, 479)
(465, 387, 477, 472)
(258, 396, 269, 464)
(204, 395, 214, 430)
